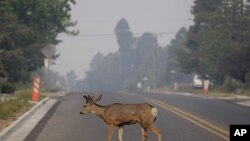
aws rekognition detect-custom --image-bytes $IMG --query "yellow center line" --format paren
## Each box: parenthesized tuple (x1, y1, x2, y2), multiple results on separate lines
(145, 98, 229, 141)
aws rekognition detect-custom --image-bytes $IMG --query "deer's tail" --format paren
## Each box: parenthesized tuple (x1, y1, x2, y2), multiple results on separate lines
(152, 108, 158, 121)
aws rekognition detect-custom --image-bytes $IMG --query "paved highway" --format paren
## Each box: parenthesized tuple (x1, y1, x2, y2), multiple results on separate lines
(25, 91, 250, 141)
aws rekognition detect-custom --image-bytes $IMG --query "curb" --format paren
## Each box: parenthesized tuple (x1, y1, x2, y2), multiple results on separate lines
(237, 100, 250, 107)
(0, 97, 49, 141)
(155, 91, 250, 108)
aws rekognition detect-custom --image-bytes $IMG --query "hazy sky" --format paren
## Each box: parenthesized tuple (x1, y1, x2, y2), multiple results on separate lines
(51, 0, 194, 79)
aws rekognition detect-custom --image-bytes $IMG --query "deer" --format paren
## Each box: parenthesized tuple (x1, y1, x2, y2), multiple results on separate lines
(80, 95, 162, 141)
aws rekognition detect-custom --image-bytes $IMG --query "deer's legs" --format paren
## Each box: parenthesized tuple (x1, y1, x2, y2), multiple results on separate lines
(148, 124, 162, 141)
(140, 125, 148, 141)
(118, 126, 124, 141)
(106, 125, 115, 141)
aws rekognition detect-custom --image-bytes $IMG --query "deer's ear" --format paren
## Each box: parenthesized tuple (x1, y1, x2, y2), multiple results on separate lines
(83, 95, 88, 102)
(87, 95, 94, 103)
(94, 94, 102, 102)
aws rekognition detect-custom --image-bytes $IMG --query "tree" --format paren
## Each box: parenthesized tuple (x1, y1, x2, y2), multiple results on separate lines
(66, 70, 77, 89)
(135, 33, 156, 86)
(83, 53, 121, 91)
(194, 0, 250, 84)
(89, 53, 104, 71)
(176, 0, 250, 88)
(211, 0, 250, 83)
(166, 27, 189, 86)
(180, 0, 224, 75)
(114, 18, 135, 82)
(0, 0, 29, 82)
(0, 0, 77, 83)
(114, 18, 134, 55)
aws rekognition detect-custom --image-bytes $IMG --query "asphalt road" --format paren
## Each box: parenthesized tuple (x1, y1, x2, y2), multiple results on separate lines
(24, 91, 250, 141)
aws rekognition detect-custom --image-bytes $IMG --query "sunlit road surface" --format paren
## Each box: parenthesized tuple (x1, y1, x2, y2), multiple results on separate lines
(25, 91, 250, 141)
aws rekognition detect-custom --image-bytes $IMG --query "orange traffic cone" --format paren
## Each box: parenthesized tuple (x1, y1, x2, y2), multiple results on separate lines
(32, 76, 40, 101)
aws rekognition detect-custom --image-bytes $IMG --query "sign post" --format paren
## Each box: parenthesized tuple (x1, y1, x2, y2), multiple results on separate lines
(41, 45, 56, 90)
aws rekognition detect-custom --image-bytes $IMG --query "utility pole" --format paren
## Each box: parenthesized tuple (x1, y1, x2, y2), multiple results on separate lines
(153, 34, 157, 91)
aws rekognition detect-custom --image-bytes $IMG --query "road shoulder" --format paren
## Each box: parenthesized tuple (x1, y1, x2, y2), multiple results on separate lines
(159, 91, 250, 108)
(0, 98, 57, 141)
(0, 91, 68, 141)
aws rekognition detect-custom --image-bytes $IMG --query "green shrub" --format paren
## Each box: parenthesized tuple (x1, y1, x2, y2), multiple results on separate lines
(1, 83, 16, 94)
(220, 77, 243, 92)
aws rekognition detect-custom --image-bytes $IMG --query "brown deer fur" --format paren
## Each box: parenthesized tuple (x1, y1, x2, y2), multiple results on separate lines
(80, 95, 162, 141)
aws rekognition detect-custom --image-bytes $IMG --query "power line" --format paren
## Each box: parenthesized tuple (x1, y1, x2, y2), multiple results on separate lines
(58, 31, 178, 37)
(79, 18, 193, 23)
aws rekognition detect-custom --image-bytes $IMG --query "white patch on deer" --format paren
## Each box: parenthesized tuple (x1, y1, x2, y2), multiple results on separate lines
(151, 108, 158, 117)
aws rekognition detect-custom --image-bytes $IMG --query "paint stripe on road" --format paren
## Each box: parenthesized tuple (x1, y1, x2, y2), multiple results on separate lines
(145, 98, 229, 141)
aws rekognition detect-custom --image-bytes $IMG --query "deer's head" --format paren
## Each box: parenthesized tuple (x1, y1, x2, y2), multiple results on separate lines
(80, 95, 102, 115)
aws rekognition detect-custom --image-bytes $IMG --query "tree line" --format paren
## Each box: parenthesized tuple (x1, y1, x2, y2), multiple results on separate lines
(81, 19, 189, 91)
(0, 0, 77, 92)
(176, 0, 250, 91)
(2, 0, 249, 93)
(82, 0, 250, 92)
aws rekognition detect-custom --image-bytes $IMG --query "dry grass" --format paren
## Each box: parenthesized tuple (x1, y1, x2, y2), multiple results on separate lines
(0, 102, 34, 132)
(0, 88, 50, 132)
(0, 88, 34, 131)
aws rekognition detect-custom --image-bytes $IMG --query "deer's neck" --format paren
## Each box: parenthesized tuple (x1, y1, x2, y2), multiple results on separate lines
(92, 104, 106, 117)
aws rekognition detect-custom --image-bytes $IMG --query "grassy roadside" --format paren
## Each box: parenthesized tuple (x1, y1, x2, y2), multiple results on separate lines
(0, 89, 32, 120)
(0, 88, 47, 132)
